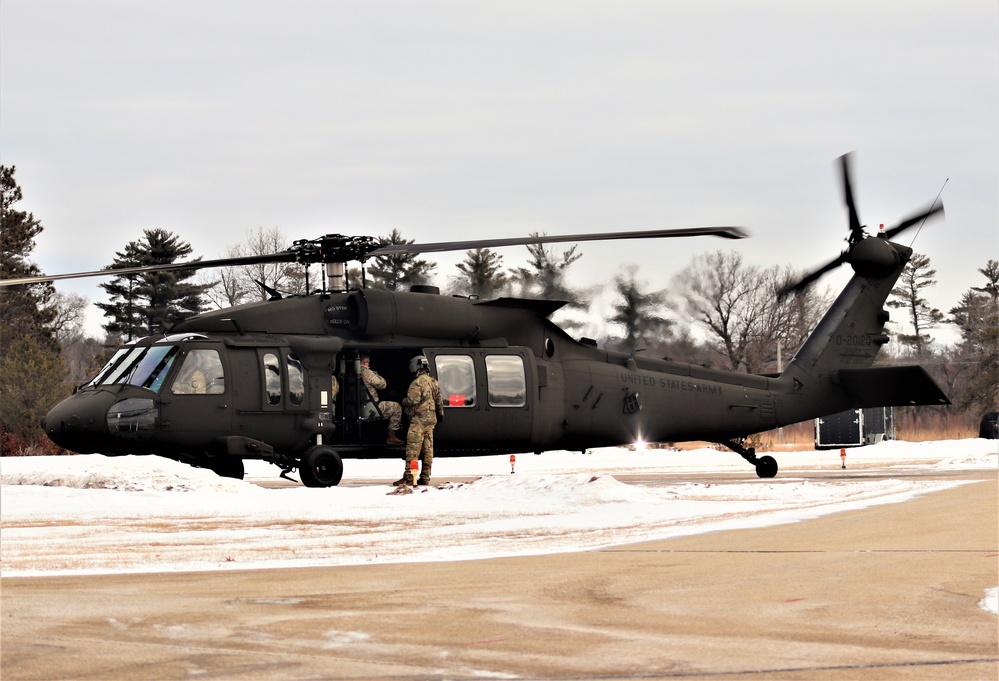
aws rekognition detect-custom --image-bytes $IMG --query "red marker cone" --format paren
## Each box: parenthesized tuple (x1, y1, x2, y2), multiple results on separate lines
(409, 459, 419, 485)
(840, 448, 846, 469)
(510, 454, 516, 474)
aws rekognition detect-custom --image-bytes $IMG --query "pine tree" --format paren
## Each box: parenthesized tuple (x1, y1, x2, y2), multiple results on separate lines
(609, 266, 671, 354)
(452, 248, 508, 298)
(508, 236, 590, 329)
(367, 229, 436, 291)
(886, 253, 943, 357)
(509, 237, 583, 301)
(0, 165, 57, 355)
(0, 334, 68, 453)
(0, 167, 68, 454)
(96, 229, 207, 339)
(949, 260, 999, 412)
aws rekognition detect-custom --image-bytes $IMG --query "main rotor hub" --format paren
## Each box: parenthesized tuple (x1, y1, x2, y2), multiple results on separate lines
(291, 235, 381, 265)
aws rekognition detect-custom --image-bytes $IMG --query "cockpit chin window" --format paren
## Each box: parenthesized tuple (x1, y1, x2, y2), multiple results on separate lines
(107, 398, 157, 433)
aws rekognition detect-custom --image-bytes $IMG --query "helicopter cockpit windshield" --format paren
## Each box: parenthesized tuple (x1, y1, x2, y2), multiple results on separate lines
(88, 345, 180, 393)
(83, 334, 218, 395)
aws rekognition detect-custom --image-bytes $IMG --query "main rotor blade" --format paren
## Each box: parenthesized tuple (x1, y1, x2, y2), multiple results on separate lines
(839, 153, 863, 239)
(0, 251, 296, 288)
(1, 226, 748, 288)
(370, 226, 750, 256)
(881, 201, 945, 241)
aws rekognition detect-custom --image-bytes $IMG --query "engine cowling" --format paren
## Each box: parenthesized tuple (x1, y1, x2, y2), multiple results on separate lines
(345, 288, 478, 340)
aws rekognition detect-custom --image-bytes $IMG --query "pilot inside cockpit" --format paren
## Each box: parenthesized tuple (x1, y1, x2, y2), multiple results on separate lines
(171, 350, 224, 395)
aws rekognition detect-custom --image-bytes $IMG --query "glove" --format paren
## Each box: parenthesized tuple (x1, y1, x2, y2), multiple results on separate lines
(437, 411, 444, 423)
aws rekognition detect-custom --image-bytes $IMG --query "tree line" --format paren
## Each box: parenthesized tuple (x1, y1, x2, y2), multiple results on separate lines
(2, 165, 996, 454)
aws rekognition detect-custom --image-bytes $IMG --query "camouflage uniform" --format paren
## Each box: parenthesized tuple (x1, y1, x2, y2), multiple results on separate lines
(361, 366, 403, 432)
(400, 371, 444, 484)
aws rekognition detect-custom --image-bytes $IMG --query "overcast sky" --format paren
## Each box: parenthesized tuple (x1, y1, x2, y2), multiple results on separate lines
(2, 1, 996, 342)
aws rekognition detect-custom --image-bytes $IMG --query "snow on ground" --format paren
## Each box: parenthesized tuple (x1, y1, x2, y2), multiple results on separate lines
(0, 440, 996, 581)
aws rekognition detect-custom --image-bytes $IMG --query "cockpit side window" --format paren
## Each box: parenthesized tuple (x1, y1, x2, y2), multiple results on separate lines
(171, 349, 225, 395)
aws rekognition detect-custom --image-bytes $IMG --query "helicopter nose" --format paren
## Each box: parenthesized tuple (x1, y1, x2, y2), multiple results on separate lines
(43, 390, 119, 453)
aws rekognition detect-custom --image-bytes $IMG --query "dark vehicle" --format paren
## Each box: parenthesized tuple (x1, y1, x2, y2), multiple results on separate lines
(3, 155, 949, 485)
(980, 412, 999, 439)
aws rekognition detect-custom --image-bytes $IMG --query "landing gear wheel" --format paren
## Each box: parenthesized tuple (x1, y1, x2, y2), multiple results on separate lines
(755, 455, 778, 479)
(299, 445, 343, 488)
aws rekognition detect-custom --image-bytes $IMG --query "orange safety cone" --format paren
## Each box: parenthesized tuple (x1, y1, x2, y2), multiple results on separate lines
(409, 459, 419, 485)
(840, 448, 846, 469)
(510, 454, 516, 474)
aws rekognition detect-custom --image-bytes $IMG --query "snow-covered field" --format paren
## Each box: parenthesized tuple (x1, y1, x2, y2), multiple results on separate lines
(2, 439, 997, 612)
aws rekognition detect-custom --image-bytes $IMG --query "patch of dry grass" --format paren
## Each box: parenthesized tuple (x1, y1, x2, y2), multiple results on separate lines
(663, 411, 981, 453)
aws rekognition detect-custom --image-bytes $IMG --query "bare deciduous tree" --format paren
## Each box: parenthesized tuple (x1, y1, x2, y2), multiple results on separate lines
(672, 251, 827, 373)
(200, 227, 319, 308)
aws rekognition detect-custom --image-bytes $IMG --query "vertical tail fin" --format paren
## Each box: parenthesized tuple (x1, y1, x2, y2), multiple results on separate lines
(776, 239, 948, 420)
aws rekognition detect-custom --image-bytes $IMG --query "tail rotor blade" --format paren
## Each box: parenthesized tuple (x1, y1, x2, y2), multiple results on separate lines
(882, 202, 945, 241)
(778, 253, 847, 299)
(839, 153, 863, 241)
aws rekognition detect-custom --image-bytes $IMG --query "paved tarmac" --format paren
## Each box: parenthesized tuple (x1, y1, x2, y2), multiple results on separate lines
(2, 472, 996, 680)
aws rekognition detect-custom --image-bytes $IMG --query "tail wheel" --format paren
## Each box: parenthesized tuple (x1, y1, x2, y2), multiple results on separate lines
(755, 455, 778, 479)
(300, 445, 343, 487)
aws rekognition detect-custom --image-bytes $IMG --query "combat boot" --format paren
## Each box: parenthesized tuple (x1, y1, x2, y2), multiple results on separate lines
(391, 476, 410, 486)
(386, 430, 404, 445)
(418, 462, 431, 486)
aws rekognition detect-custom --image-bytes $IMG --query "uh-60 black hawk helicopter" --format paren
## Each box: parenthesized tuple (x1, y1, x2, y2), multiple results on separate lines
(4, 154, 950, 486)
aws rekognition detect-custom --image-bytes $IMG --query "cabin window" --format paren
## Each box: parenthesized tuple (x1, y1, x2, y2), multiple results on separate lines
(287, 354, 305, 406)
(485, 355, 526, 407)
(263, 352, 282, 405)
(171, 349, 225, 395)
(434, 355, 476, 407)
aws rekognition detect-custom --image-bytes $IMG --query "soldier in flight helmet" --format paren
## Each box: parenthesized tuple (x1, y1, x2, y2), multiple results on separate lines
(395, 355, 444, 486)
(408, 354, 430, 374)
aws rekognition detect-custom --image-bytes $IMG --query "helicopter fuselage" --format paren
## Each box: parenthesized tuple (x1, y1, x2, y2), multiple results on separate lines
(42, 288, 794, 476)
